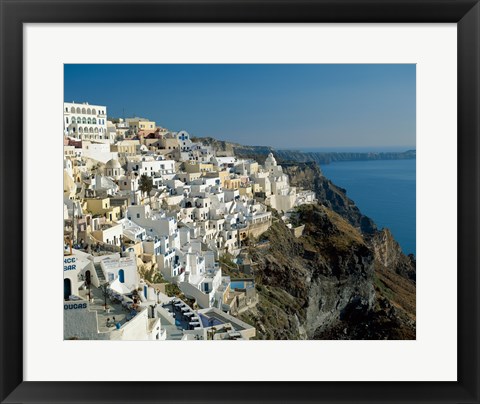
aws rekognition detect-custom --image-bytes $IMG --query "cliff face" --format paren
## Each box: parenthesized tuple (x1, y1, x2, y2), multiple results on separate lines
(369, 229, 416, 282)
(240, 205, 415, 340)
(242, 206, 376, 339)
(298, 206, 377, 337)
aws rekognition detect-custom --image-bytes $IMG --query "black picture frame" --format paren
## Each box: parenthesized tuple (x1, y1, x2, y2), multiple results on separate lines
(1, 1, 479, 403)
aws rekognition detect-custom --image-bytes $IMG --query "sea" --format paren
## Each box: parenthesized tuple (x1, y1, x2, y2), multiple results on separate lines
(319, 158, 416, 256)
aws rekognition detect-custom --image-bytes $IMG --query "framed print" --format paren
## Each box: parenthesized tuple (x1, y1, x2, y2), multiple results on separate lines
(1, 1, 479, 404)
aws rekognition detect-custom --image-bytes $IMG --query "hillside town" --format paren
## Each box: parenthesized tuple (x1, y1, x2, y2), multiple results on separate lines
(63, 101, 316, 341)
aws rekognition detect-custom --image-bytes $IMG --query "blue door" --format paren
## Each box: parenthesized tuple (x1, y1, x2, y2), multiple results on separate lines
(64, 278, 72, 300)
(119, 269, 125, 283)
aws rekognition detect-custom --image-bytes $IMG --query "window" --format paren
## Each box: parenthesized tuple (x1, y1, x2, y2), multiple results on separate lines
(66, 118, 69, 124)
(82, 118, 86, 124)
(92, 118, 96, 124)
(87, 118, 91, 124)
(137, 213, 140, 219)
(71, 117, 76, 124)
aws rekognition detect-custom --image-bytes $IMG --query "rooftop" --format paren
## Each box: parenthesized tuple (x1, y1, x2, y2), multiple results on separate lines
(79, 286, 141, 333)
(161, 299, 199, 333)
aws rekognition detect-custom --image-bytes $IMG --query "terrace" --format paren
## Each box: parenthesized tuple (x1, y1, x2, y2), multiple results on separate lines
(161, 298, 201, 332)
(85, 286, 141, 333)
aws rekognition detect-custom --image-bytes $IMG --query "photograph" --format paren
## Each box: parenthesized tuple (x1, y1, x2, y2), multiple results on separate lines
(3, 0, 479, 400)
(63, 63, 416, 341)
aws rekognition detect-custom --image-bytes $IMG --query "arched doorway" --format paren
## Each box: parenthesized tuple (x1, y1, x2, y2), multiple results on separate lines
(64, 278, 72, 300)
(118, 269, 125, 283)
(85, 270, 91, 286)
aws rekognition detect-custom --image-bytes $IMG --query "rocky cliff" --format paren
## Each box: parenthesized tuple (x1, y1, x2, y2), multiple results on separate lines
(370, 229, 416, 282)
(239, 205, 415, 340)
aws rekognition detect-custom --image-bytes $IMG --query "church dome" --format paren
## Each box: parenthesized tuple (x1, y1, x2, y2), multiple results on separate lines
(265, 153, 277, 166)
(105, 159, 121, 169)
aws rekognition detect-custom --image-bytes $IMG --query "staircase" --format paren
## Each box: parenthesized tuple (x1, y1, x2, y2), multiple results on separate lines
(94, 263, 106, 284)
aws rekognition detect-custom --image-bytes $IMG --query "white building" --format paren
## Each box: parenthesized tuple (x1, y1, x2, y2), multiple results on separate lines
(104, 158, 123, 179)
(98, 254, 140, 293)
(64, 102, 108, 141)
(91, 222, 123, 247)
(82, 141, 118, 164)
(66, 252, 165, 341)
(264, 152, 283, 177)
(63, 249, 100, 300)
(127, 156, 176, 178)
(176, 130, 194, 152)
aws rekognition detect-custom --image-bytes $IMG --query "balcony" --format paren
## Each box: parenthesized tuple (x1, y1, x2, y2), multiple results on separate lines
(163, 248, 175, 257)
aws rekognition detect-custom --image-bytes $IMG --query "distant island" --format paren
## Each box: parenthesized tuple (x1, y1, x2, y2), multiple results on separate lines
(192, 137, 415, 165)
(274, 149, 416, 165)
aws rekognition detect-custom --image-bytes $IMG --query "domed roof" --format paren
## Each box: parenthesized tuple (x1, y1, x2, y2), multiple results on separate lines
(265, 153, 277, 165)
(105, 159, 121, 169)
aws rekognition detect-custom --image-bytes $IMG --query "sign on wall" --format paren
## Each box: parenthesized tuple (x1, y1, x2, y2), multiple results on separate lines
(64, 257, 76, 271)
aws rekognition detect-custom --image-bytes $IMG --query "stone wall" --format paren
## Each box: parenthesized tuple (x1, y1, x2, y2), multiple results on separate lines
(291, 225, 305, 238)
(242, 220, 272, 240)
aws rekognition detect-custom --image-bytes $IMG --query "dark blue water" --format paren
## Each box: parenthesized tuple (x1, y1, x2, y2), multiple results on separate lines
(320, 159, 416, 256)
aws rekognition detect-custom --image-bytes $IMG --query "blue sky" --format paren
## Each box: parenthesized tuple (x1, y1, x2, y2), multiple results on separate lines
(64, 64, 415, 150)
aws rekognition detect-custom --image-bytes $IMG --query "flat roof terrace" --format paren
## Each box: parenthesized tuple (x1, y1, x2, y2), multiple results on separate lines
(88, 286, 140, 333)
(162, 299, 199, 331)
(198, 311, 246, 331)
